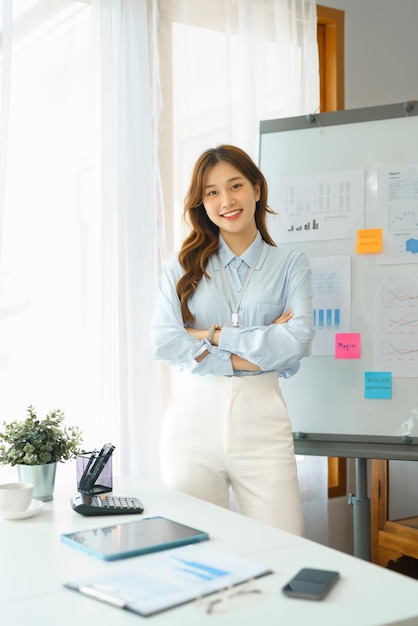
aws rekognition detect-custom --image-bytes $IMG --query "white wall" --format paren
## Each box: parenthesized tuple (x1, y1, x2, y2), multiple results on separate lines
(318, 0, 418, 556)
(320, 0, 418, 109)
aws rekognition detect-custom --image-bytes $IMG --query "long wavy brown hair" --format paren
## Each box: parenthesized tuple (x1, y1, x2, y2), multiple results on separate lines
(177, 144, 276, 323)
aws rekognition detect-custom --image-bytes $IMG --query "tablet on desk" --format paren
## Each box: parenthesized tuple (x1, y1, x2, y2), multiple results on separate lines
(60, 515, 209, 561)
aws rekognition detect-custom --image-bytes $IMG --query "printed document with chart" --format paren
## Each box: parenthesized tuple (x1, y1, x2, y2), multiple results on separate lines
(377, 165, 418, 264)
(64, 544, 272, 616)
(267, 170, 364, 243)
(374, 275, 418, 377)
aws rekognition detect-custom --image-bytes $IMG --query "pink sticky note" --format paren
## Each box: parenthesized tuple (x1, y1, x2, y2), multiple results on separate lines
(335, 333, 361, 359)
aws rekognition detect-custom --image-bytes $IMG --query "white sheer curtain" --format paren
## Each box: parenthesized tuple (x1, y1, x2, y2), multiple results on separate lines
(90, 0, 162, 479)
(0, 0, 103, 445)
(158, 0, 319, 249)
(0, 0, 161, 477)
(0, 0, 162, 481)
(0, 0, 327, 543)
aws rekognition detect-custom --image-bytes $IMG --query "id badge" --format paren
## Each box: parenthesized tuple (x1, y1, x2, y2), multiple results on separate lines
(223, 322, 246, 329)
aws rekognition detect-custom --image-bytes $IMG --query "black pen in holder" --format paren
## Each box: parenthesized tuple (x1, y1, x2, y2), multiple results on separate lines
(77, 449, 113, 495)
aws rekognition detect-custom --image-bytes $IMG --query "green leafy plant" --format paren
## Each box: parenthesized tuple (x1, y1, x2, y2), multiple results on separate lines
(0, 405, 83, 466)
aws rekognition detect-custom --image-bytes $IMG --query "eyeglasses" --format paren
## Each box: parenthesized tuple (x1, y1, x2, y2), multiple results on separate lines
(196, 580, 262, 615)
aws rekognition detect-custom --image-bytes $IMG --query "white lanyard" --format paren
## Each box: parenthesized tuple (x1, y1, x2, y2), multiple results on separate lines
(217, 242, 264, 327)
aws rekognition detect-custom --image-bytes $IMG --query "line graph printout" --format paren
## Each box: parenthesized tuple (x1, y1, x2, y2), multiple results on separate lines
(310, 255, 351, 356)
(377, 165, 418, 264)
(267, 170, 364, 243)
(374, 277, 418, 377)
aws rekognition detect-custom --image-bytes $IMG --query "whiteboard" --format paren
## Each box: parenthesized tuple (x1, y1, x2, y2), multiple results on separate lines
(259, 102, 418, 437)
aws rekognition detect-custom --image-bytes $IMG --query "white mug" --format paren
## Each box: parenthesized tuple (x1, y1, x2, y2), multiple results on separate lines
(0, 482, 34, 513)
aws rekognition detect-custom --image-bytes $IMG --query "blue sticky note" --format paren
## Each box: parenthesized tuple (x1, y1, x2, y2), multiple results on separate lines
(364, 371, 392, 399)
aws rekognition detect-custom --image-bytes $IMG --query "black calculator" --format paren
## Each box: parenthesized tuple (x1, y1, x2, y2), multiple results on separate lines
(71, 493, 144, 516)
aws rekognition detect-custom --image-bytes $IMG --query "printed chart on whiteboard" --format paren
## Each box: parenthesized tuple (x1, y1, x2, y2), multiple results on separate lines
(268, 170, 364, 243)
(310, 256, 351, 356)
(374, 276, 418, 377)
(378, 165, 418, 264)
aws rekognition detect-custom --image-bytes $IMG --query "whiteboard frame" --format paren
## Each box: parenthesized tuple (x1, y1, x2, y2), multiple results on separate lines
(260, 101, 418, 135)
(259, 101, 418, 456)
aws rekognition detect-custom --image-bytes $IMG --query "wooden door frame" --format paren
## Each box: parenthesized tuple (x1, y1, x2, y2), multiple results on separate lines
(316, 4, 346, 497)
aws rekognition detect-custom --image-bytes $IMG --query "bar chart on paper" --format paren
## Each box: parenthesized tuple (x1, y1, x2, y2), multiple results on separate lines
(64, 545, 271, 617)
(310, 256, 351, 356)
(314, 307, 341, 329)
(267, 170, 364, 243)
(288, 218, 320, 233)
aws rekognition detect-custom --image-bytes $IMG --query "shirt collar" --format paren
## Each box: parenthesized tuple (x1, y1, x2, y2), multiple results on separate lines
(215, 231, 266, 270)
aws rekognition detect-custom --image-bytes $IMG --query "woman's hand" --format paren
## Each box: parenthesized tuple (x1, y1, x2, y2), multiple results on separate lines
(187, 309, 292, 345)
(186, 327, 207, 341)
(188, 313, 292, 370)
(186, 326, 220, 364)
(274, 308, 293, 325)
(231, 354, 261, 371)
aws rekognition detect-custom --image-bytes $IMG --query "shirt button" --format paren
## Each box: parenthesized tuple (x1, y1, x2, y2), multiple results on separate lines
(226, 345, 231, 351)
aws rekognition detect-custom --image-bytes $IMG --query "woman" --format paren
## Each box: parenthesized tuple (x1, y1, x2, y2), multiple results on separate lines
(151, 145, 314, 534)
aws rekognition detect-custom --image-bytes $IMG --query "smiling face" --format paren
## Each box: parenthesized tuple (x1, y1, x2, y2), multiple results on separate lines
(202, 160, 260, 253)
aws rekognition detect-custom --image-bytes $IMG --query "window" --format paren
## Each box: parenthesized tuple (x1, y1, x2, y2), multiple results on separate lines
(158, 0, 319, 252)
(0, 3, 103, 445)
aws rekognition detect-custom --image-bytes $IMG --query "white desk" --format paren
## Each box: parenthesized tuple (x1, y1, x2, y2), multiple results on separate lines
(1, 467, 417, 625)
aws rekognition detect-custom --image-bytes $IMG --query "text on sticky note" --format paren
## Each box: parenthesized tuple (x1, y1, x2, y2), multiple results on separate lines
(335, 333, 361, 359)
(356, 228, 383, 253)
(364, 371, 392, 399)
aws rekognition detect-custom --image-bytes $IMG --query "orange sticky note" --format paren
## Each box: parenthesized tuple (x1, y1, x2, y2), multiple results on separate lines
(356, 228, 383, 253)
(335, 333, 361, 359)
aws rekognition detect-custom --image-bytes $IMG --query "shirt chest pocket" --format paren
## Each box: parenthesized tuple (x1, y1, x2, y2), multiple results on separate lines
(246, 303, 285, 326)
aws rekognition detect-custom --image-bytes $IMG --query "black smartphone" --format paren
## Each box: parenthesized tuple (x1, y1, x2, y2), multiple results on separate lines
(282, 568, 340, 600)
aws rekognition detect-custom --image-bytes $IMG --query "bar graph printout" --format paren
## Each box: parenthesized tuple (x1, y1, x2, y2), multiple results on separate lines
(377, 165, 418, 264)
(310, 256, 351, 356)
(267, 170, 364, 243)
(374, 277, 418, 377)
(64, 544, 271, 616)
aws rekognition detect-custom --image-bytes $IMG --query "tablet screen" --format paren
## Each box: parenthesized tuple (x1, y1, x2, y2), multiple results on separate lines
(61, 516, 209, 560)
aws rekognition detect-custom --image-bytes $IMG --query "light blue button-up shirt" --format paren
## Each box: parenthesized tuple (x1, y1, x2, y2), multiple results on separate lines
(151, 231, 314, 378)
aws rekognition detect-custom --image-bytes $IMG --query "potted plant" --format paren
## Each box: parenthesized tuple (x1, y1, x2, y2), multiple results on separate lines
(0, 405, 83, 501)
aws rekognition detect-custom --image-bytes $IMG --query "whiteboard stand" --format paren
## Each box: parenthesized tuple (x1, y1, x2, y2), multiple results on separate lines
(347, 458, 370, 560)
(260, 101, 418, 560)
(293, 433, 418, 561)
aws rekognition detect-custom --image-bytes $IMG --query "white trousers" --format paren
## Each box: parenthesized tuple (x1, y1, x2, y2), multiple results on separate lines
(160, 371, 304, 535)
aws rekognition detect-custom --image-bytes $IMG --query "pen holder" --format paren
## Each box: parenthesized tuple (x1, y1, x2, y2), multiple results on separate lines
(76, 451, 113, 495)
